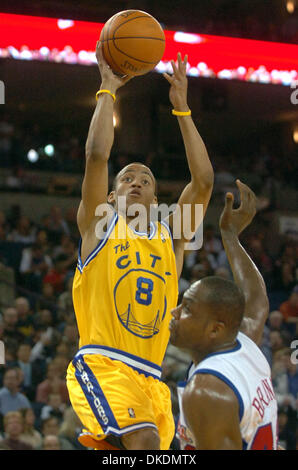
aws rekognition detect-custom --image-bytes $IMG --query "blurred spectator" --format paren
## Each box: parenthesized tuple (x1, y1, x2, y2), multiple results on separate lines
(15, 297, 36, 339)
(7, 216, 36, 245)
(0, 262, 15, 309)
(41, 434, 61, 450)
(189, 263, 210, 284)
(35, 229, 51, 254)
(0, 115, 14, 162)
(11, 343, 45, 402)
(47, 206, 70, 239)
(2, 307, 25, 349)
(58, 406, 85, 450)
(203, 224, 223, 258)
(57, 276, 75, 327)
(35, 285, 58, 315)
(41, 416, 75, 450)
(64, 207, 80, 241)
(267, 310, 294, 344)
(35, 360, 69, 405)
(42, 255, 68, 294)
(277, 408, 297, 450)
(40, 393, 66, 422)
(214, 266, 231, 279)
(30, 325, 61, 363)
(272, 350, 297, 411)
(260, 323, 272, 367)
(0, 211, 10, 240)
(19, 244, 52, 293)
(0, 369, 31, 416)
(61, 323, 79, 359)
(287, 360, 298, 405)
(269, 331, 287, 356)
(268, 310, 287, 332)
(19, 407, 43, 449)
(274, 243, 298, 292)
(0, 410, 33, 450)
(54, 341, 72, 363)
(246, 236, 273, 285)
(279, 285, 298, 334)
(185, 247, 216, 274)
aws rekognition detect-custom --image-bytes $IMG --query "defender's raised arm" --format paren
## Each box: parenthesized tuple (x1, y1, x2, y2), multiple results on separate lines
(219, 180, 269, 344)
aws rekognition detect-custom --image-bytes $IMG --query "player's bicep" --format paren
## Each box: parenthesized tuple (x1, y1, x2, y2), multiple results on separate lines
(78, 158, 109, 235)
(183, 375, 242, 450)
(167, 181, 212, 244)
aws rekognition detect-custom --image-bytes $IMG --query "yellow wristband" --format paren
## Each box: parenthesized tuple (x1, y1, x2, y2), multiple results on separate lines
(96, 89, 116, 102)
(172, 109, 191, 116)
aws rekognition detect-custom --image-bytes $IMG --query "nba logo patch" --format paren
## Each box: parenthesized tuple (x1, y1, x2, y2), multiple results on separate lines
(128, 408, 136, 418)
(161, 233, 166, 243)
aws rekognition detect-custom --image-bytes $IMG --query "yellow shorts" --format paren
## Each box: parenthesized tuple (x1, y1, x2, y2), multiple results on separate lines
(66, 345, 175, 450)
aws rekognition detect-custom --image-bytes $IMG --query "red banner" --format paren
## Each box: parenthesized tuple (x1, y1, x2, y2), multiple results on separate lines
(0, 13, 297, 85)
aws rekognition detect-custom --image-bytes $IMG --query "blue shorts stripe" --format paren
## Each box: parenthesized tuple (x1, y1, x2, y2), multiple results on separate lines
(73, 355, 119, 433)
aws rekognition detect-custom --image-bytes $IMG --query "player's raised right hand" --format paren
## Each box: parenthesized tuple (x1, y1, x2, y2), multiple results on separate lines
(96, 41, 132, 92)
(219, 180, 257, 236)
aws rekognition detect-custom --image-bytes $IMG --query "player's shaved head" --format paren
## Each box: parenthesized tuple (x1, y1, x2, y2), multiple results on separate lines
(192, 276, 245, 332)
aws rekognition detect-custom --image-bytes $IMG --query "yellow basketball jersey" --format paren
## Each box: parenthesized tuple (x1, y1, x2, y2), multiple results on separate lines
(72, 212, 178, 371)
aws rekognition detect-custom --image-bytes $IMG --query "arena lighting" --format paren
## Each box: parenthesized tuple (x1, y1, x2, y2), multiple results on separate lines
(44, 144, 55, 156)
(0, 13, 297, 86)
(173, 32, 203, 44)
(286, 0, 295, 14)
(293, 128, 298, 143)
(113, 113, 119, 128)
(27, 149, 39, 163)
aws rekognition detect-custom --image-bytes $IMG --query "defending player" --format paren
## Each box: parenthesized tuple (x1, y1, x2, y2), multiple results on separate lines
(66, 41, 214, 450)
(171, 180, 278, 450)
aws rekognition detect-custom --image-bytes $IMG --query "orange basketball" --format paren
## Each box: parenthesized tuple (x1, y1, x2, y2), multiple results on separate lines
(100, 10, 165, 76)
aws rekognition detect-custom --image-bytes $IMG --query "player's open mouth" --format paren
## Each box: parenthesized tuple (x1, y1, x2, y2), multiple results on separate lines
(129, 190, 141, 196)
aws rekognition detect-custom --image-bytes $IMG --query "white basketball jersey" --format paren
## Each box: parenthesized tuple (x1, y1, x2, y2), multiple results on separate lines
(177, 332, 278, 450)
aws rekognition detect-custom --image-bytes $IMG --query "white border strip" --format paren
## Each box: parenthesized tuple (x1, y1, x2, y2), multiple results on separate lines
(75, 347, 162, 379)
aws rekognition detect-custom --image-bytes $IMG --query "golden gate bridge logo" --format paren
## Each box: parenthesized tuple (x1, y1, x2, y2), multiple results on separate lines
(119, 304, 162, 337)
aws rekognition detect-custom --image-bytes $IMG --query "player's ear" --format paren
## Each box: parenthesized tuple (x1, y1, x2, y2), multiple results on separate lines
(107, 191, 116, 205)
(152, 195, 158, 205)
(209, 320, 225, 339)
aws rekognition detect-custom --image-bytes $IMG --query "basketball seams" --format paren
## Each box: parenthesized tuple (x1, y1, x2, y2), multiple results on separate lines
(108, 38, 164, 65)
(105, 14, 124, 75)
(101, 36, 165, 42)
(111, 14, 164, 66)
(101, 11, 165, 75)
(112, 14, 164, 40)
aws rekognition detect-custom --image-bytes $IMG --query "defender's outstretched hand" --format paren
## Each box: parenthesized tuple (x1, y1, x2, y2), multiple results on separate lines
(219, 180, 257, 236)
(96, 41, 132, 92)
(163, 53, 189, 111)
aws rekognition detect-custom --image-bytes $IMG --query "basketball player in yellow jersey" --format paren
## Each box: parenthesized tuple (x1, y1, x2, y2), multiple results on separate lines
(66, 41, 214, 450)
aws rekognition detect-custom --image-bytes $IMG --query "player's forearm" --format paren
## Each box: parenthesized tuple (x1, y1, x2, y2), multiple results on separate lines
(177, 115, 214, 189)
(85, 82, 116, 162)
(220, 230, 269, 323)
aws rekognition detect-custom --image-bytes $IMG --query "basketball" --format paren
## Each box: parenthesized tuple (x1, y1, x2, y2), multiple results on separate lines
(100, 10, 165, 76)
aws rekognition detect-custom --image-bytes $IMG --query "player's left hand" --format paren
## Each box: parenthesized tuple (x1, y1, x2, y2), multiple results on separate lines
(219, 180, 257, 236)
(163, 53, 189, 112)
